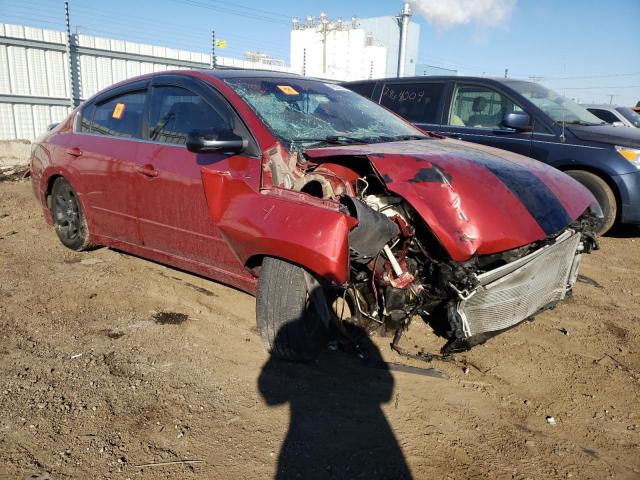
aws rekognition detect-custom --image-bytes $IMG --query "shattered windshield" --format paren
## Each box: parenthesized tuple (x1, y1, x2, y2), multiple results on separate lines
(224, 77, 423, 147)
(507, 81, 604, 126)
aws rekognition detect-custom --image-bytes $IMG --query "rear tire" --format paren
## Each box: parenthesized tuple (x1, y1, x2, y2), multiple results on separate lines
(50, 177, 95, 251)
(565, 170, 617, 235)
(256, 257, 329, 362)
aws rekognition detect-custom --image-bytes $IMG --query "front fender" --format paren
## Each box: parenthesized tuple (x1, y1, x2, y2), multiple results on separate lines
(201, 169, 356, 284)
(37, 165, 90, 226)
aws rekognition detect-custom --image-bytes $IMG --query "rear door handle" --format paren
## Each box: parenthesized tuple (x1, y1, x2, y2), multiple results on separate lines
(137, 164, 159, 178)
(66, 147, 83, 157)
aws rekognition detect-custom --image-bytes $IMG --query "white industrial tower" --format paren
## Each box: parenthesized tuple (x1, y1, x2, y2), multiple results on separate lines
(290, 14, 387, 81)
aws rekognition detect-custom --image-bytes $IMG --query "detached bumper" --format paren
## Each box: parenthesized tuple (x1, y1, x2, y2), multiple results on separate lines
(457, 230, 582, 340)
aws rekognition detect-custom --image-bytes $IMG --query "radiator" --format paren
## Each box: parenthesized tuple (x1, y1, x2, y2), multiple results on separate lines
(458, 230, 582, 338)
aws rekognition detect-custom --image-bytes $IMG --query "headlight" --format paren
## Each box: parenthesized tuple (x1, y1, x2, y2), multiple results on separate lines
(615, 146, 640, 167)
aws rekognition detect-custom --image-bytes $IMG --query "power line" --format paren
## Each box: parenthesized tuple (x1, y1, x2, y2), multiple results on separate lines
(70, 3, 289, 51)
(543, 72, 640, 80)
(0, 12, 66, 28)
(2, 0, 290, 49)
(185, 0, 290, 19)
(169, 0, 291, 26)
(1, 3, 289, 59)
(559, 85, 640, 90)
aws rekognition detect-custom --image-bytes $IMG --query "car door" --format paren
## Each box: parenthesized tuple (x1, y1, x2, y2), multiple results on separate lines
(71, 83, 148, 245)
(378, 81, 446, 131)
(440, 82, 533, 157)
(134, 76, 259, 277)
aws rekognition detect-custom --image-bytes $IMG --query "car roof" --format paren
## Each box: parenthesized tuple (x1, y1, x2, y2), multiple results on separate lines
(117, 68, 334, 86)
(84, 68, 343, 105)
(582, 104, 625, 109)
(343, 75, 530, 86)
(194, 68, 305, 80)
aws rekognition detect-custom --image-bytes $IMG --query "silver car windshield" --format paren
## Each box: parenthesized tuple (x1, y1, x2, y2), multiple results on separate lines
(508, 81, 604, 126)
(224, 77, 424, 146)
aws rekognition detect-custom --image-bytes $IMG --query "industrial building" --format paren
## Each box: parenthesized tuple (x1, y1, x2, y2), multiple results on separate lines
(290, 5, 420, 81)
(290, 15, 387, 81)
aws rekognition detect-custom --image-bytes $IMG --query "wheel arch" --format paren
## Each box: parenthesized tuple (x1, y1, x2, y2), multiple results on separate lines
(44, 173, 64, 209)
(42, 171, 95, 236)
(245, 253, 329, 280)
(557, 163, 622, 222)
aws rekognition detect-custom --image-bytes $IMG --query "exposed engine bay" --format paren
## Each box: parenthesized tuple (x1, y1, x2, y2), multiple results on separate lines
(268, 147, 600, 355)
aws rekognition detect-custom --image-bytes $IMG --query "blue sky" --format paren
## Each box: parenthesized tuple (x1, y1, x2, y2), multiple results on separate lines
(2, 0, 639, 105)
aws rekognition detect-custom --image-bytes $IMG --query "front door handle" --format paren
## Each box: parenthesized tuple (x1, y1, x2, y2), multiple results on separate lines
(137, 164, 158, 178)
(66, 147, 83, 157)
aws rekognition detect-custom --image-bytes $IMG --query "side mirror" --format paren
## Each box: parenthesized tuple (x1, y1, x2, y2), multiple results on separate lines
(502, 112, 532, 132)
(186, 130, 248, 154)
(611, 121, 625, 128)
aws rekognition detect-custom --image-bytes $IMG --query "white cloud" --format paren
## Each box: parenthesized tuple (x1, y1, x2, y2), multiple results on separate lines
(408, 0, 517, 29)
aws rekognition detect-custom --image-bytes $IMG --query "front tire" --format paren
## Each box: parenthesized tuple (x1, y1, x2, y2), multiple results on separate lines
(50, 177, 94, 251)
(565, 170, 617, 235)
(256, 257, 330, 361)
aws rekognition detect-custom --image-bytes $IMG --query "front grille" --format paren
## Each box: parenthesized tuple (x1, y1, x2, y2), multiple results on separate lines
(457, 230, 582, 338)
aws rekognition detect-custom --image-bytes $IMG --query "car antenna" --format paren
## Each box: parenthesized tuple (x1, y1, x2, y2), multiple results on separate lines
(560, 87, 566, 142)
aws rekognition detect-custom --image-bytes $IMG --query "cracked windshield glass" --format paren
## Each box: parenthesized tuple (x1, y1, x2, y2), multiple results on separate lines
(224, 77, 423, 147)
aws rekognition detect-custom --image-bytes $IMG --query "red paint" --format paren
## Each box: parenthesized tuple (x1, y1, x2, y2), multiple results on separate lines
(201, 169, 356, 284)
(305, 139, 595, 261)
(30, 70, 595, 295)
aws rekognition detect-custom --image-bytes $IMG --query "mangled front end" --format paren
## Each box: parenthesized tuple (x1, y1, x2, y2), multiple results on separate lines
(205, 140, 600, 354)
(300, 142, 599, 353)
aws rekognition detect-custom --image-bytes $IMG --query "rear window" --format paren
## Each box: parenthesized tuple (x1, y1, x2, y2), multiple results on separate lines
(587, 108, 620, 125)
(81, 91, 146, 138)
(379, 82, 444, 125)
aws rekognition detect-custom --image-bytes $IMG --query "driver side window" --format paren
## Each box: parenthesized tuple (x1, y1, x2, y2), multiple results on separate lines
(148, 85, 234, 145)
(448, 84, 523, 130)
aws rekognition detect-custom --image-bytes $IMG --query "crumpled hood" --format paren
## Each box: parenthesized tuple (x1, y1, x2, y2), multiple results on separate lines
(567, 124, 640, 148)
(305, 138, 596, 261)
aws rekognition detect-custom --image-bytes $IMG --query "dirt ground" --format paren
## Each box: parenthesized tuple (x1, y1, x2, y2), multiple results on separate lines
(1, 175, 639, 480)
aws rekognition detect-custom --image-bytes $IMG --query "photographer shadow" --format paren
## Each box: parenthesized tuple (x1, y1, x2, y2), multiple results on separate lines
(258, 324, 412, 480)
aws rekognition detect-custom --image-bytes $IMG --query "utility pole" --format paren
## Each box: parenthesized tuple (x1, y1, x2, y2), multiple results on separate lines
(396, 2, 411, 78)
(64, 1, 80, 107)
(210, 30, 216, 69)
(320, 13, 328, 75)
(607, 94, 618, 104)
(302, 48, 306, 76)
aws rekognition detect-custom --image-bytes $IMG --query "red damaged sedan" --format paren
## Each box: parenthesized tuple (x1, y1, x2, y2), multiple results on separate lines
(30, 70, 601, 361)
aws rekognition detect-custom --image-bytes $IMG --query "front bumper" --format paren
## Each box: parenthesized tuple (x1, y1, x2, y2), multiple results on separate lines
(457, 230, 582, 340)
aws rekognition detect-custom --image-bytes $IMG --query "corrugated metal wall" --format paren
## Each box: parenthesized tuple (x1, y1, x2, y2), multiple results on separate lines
(0, 23, 291, 141)
(74, 32, 212, 100)
(0, 24, 71, 141)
